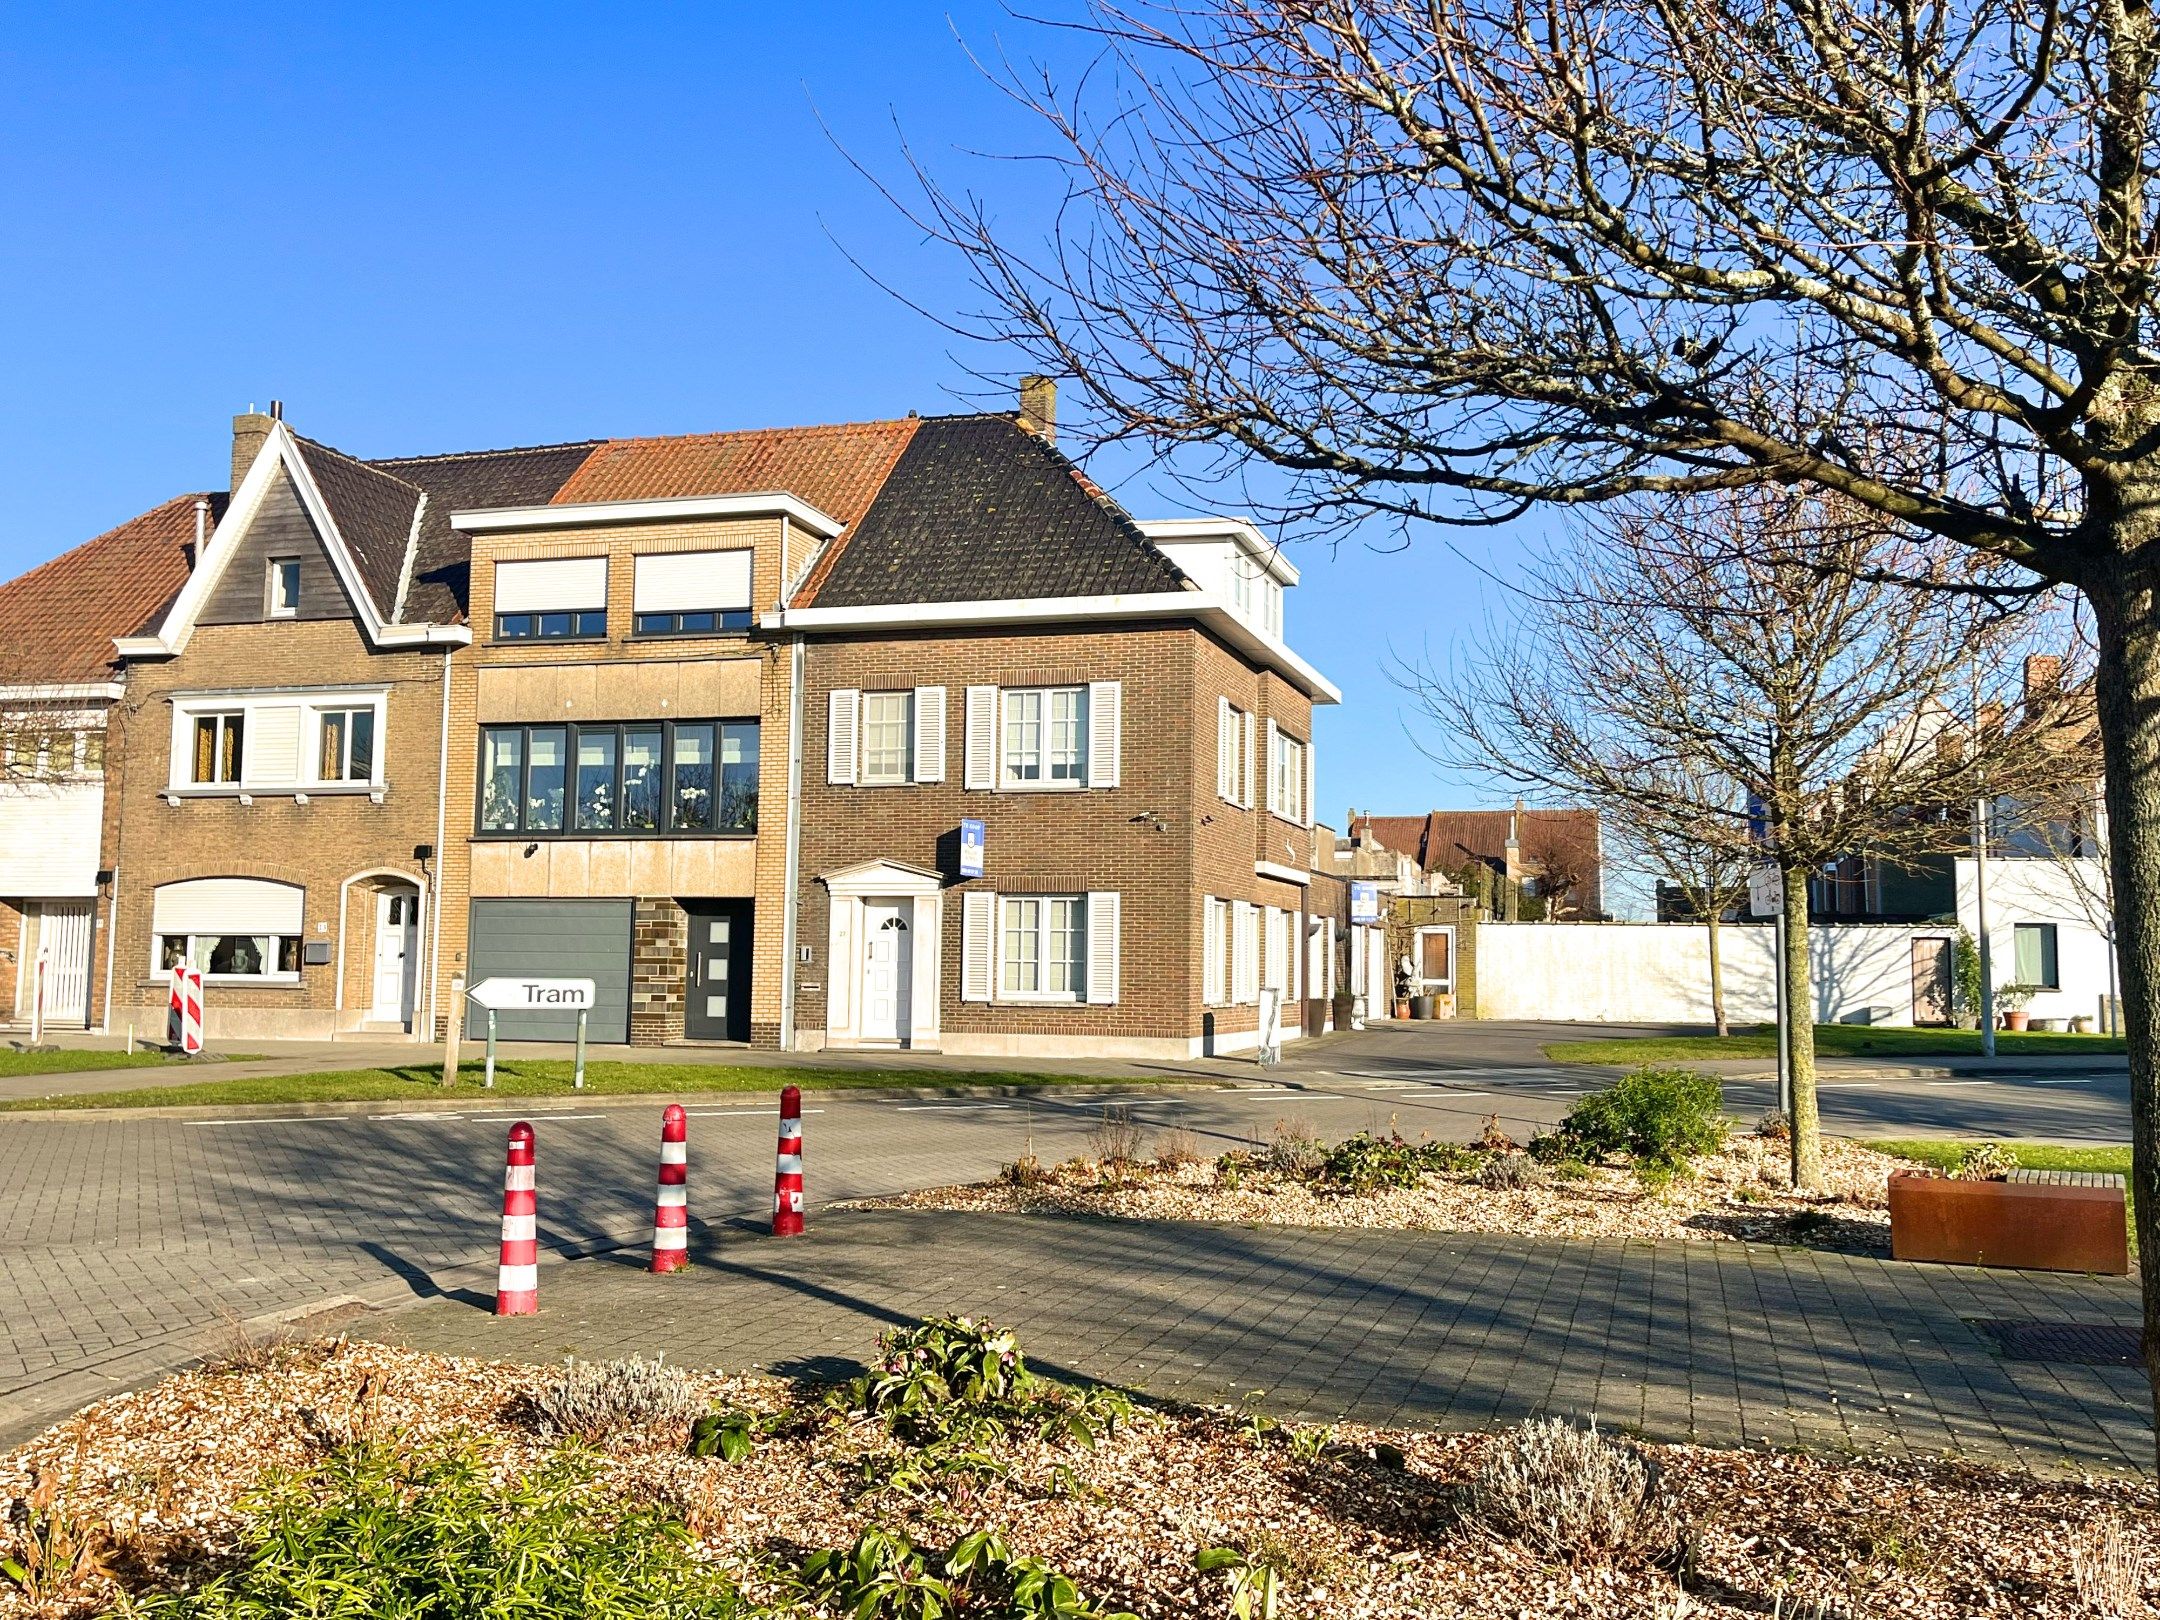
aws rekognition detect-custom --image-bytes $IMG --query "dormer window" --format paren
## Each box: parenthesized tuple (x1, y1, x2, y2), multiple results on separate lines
(266, 558, 301, 618)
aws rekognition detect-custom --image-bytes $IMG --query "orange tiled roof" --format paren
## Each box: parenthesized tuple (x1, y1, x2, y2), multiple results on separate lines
(551, 418, 919, 528)
(0, 493, 206, 684)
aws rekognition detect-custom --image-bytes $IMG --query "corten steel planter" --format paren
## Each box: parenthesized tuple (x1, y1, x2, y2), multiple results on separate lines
(1887, 1170, 2130, 1275)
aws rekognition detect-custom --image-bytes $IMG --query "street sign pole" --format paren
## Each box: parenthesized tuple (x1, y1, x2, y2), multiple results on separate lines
(1974, 796, 1997, 1058)
(486, 1010, 499, 1090)
(574, 1009, 588, 1090)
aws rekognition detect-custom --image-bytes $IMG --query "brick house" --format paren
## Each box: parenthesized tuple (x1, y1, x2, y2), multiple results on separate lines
(12, 385, 1336, 1055)
(0, 498, 195, 1030)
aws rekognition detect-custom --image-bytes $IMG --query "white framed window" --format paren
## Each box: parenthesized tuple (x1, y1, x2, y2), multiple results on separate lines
(188, 711, 246, 784)
(1002, 687, 1086, 787)
(266, 558, 301, 618)
(315, 707, 377, 783)
(170, 691, 388, 792)
(1000, 895, 1087, 999)
(493, 556, 607, 641)
(1217, 701, 1252, 806)
(157, 932, 301, 981)
(860, 692, 913, 785)
(1269, 727, 1307, 822)
(151, 878, 304, 982)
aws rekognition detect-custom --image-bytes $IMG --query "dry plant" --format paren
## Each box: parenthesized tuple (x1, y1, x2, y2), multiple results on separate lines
(1086, 1105, 1144, 1169)
(1265, 1117, 1323, 1177)
(200, 1304, 330, 1375)
(1, 1446, 119, 1608)
(1465, 1416, 1678, 1567)
(529, 1354, 697, 1445)
(1152, 1126, 1204, 1169)
(1476, 1114, 1516, 1155)
(1478, 1152, 1547, 1192)
(2072, 1513, 2153, 1618)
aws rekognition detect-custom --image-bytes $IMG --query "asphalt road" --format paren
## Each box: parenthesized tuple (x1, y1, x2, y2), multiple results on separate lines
(0, 1022, 2129, 1446)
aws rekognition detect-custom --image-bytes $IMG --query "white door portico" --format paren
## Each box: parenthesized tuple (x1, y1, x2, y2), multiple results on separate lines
(819, 859, 944, 1050)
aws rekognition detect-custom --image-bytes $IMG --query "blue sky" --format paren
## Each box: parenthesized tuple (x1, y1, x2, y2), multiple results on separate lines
(0, 4, 1533, 857)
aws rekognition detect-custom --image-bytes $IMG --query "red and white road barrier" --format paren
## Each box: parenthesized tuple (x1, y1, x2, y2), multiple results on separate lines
(166, 965, 204, 1055)
(652, 1103, 689, 1273)
(496, 1121, 538, 1315)
(773, 1084, 804, 1237)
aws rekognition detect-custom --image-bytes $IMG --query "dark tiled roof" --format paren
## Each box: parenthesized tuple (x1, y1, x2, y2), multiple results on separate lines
(0, 493, 209, 683)
(292, 438, 422, 622)
(554, 420, 916, 527)
(802, 415, 1191, 608)
(370, 441, 600, 623)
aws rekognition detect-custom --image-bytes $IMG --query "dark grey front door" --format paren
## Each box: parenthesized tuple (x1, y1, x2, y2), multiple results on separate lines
(685, 901, 752, 1042)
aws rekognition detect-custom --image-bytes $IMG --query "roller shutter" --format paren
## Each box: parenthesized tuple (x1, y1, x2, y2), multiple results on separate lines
(466, 898, 633, 1041)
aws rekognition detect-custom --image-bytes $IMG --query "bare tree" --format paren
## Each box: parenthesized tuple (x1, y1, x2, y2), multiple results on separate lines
(1402, 484, 2068, 1187)
(893, 0, 2160, 1443)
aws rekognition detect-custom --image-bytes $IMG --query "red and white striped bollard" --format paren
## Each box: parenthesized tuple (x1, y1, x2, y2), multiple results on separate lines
(652, 1103, 689, 1272)
(772, 1084, 804, 1236)
(496, 1121, 538, 1315)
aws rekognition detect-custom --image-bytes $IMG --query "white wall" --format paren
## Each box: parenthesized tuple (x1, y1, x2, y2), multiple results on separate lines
(1474, 921, 1945, 1025)
(1955, 857, 2116, 1024)
(0, 781, 102, 897)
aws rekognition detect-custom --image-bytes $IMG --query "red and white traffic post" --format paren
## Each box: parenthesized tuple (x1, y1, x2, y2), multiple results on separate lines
(651, 1103, 689, 1272)
(772, 1084, 804, 1236)
(496, 1121, 538, 1315)
(166, 964, 205, 1055)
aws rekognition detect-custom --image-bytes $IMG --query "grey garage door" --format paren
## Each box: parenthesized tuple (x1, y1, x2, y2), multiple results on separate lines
(466, 899, 633, 1042)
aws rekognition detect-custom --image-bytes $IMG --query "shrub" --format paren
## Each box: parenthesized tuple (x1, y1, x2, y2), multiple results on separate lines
(1950, 1141, 2018, 1181)
(131, 1442, 739, 1618)
(1002, 1154, 1048, 1188)
(530, 1353, 698, 1443)
(687, 1408, 768, 1462)
(1086, 1106, 1144, 1167)
(847, 1317, 1132, 1452)
(1265, 1118, 1324, 1177)
(1465, 1416, 1678, 1567)
(802, 1525, 1134, 1620)
(1561, 1068, 1727, 1167)
(0, 1463, 120, 1609)
(2069, 1513, 2150, 1618)
(1477, 1113, 1518, 1154)
(1754, 1108, 1792, 1142)
(1319, 1130, 1452, 1191)
(1479, 1151, 1549, 1192)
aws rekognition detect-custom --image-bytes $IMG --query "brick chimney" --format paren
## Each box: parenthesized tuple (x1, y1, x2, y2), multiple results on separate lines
(231, 402, 278, 492)
(2023, 653, 2063, 707)
(1018, 375, 1056, 444)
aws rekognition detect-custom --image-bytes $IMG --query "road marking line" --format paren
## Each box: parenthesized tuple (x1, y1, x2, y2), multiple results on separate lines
(1923, 1081, 1990, 1088)
(897, 1103, 1015, 1112)
(186, 1116, 338, 1127)
(685, 1107, 828, 1117)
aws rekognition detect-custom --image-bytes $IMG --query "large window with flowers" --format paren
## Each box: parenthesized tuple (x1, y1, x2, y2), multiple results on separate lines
(479, 721, 757, 836)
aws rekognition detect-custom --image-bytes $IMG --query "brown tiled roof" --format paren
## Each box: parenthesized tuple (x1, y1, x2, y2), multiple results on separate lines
(551, 419, 918, 528)
(370, 441, 600, 624)
(1353, 807, 1605, 914)
(0, 494, 208, 684)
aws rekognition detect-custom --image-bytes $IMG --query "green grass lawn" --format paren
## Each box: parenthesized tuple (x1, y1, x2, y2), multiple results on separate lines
(0, 1047, 189, 1078)
(1545, 1023, 2127, 1064)
(0, 1059, 1169, 1112)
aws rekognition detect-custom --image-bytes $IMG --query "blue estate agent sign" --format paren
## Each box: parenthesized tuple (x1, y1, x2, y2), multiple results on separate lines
(1350, 881, 1379, 923)
(959, 817, 986, 878)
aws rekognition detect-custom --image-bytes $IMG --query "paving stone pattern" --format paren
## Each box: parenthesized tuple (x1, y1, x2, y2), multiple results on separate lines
(380, 1208, 2148, 1476)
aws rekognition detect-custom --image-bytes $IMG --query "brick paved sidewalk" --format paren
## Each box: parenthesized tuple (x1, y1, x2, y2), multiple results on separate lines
(376, 1209, 2148, 1476)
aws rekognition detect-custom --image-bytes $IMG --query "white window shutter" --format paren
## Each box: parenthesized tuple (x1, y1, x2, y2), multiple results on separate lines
(963, 686, 998, 790)
(913, 686, 946, 783)
(1086, 891, 1120, 1004)
(1234, 901, 1257, 1003)
(827, 689, 859, 785)
(1242, 712, 1256, 808)
(1302, 737, 1315, 826)
(1087, 681, 1121, 789)
(1216, 699, 1233, 800)
(1263, 718, 1279, 815)
(961, 889, 997, 1002)
(1202, 897, 1223, 1007)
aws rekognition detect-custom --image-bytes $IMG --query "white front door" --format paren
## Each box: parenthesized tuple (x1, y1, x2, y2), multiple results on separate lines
(371, 891, 418, 1024)
(33, 901, 92, 1024)
(859, 899, 913, 1044)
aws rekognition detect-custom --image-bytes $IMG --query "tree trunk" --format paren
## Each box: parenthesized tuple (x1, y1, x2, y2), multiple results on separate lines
(2084, 571, 2160, 1470)
(1706, 912, 1729, 1037)
(1780, 861, 1822, 1190)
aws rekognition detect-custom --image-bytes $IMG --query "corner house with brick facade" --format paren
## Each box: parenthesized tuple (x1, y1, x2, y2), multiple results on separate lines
(8, 385, 1337, 1055)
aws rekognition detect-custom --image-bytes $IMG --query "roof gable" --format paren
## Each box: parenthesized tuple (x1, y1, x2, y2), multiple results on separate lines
(802, 415, 1189, 609)
(290, 438, 423, 622)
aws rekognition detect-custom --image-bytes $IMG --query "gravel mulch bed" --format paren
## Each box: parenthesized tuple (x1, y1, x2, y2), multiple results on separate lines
(853, 1130, 1900, 1254)
(1, 1338, 2149, 1619)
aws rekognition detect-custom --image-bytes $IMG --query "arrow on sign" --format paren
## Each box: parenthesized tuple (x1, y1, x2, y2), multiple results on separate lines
(468, 977, 597, 1011)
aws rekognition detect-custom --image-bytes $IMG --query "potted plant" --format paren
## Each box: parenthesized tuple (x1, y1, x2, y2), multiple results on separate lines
(1888, 1143, 2128, 1274)
(1392, 959, 1412, 1020)
(1331, 987, 1356, 1032)
(1995, 981, 2041, 1031)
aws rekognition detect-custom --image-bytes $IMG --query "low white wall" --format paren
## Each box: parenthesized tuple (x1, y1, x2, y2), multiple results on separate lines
(1954, 857, 2117, 1024)
(1474, 921, 1942, 1025)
